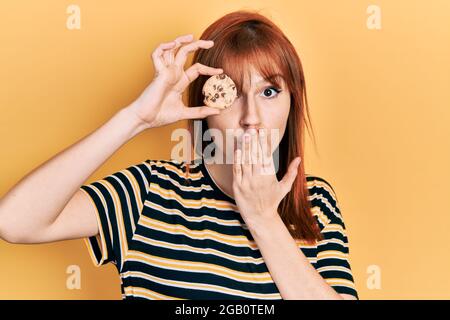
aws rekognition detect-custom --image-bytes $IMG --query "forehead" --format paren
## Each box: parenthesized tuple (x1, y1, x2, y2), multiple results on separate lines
(243, 65, 264, 82)
(241, 65, 284, 89)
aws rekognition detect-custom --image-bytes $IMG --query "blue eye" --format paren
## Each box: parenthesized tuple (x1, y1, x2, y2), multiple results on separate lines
(261, 86, 282, 99)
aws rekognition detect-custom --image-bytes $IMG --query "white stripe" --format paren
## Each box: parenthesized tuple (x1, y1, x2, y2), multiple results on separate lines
(316, 266, 354, 275)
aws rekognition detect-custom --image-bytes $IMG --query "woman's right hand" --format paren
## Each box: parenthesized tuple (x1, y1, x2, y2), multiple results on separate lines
(127, 34, 223, 130)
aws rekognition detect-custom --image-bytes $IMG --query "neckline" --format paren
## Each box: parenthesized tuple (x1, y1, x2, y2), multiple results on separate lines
(199, 157, 236, 204)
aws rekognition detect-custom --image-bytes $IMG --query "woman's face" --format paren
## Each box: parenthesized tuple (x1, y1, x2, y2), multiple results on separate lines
(205, 65, 291, 163)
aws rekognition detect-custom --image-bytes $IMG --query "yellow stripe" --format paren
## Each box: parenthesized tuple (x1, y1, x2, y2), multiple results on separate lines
(139, 215, 258, 248)
(324, 278, 356, 289)
(149, 184, 238, 211)
(322, 224, 346, 234)
(144, 200, 241, 227)
(311, 206, 331, 226)
(318, 238, 347, 248)
(317, 250, 348, 260)
(127, 250, 274, 283)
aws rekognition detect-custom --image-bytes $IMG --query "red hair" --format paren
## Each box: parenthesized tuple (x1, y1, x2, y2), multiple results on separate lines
(184, 10, 322, 242)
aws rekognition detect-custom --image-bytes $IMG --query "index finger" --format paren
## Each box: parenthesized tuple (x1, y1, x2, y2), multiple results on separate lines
(151, 41, 176, 72)
(163, 34, 195, 62)
(258, 129, 270, 166)
(174, 40, 214, 67)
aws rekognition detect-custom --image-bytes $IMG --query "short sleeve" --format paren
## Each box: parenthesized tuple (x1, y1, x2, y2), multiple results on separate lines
(80, 159, 153, 271)
(308, 176, 359, 299)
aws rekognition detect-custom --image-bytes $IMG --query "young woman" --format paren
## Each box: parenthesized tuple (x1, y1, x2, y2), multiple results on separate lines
(0, 10, 358, 300)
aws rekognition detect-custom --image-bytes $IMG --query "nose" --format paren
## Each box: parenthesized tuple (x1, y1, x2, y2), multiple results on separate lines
(239, 95, 262, 131)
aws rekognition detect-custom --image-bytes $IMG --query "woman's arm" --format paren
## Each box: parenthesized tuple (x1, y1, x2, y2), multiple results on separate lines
(0, 34, 223, 244)
(247, 214, 356, 300)
(0, 106, 147, 243)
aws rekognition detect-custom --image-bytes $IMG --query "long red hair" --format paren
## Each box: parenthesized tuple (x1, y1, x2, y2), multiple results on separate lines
(184, 10, 322, 242)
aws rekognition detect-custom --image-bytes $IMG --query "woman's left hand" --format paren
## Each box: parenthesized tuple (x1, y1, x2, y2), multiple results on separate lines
(232, 128, 302, 224)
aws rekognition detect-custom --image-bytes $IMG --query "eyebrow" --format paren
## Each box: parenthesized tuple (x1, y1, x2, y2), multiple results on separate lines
(254, 74, 285, 86)
(239, 74, 285, 93)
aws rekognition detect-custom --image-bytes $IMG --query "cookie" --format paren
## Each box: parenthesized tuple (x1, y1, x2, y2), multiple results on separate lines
(202, 73, 237, 109)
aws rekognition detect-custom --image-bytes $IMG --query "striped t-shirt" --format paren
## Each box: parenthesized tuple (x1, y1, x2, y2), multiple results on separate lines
(80, 158, 358, 300)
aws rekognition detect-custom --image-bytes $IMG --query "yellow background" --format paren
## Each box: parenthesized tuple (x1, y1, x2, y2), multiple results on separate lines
(1, 0, 449, 299)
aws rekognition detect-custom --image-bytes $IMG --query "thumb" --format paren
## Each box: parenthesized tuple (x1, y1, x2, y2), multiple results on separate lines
(183, 106, 221, 120)
(279, 157, 301, 195)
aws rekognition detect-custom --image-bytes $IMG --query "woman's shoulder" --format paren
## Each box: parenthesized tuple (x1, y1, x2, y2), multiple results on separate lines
(305, 174, 337, 195)
(305, 174, 339, 206)
(305, 173, 344, 227)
